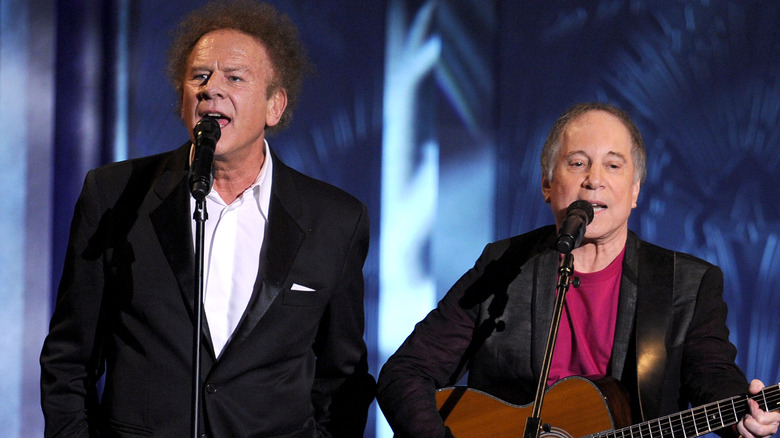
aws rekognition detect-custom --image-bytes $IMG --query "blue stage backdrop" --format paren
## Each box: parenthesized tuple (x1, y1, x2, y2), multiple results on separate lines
(2, 1, 777, 437)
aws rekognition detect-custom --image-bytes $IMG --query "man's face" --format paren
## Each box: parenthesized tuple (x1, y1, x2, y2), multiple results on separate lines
(181, 29, 286, 162)
(541, 110, 641, 245)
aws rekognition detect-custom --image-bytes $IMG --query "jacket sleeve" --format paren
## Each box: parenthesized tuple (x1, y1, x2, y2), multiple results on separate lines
(40, 170, 107, 438)
(376, 243, 500, 438)
(311, 203, 377, 437)
(680, 263, 748, 411)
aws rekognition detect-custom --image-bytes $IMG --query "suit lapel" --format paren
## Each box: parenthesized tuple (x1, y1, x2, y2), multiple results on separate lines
(219, 156, 305, 355)
(151, 173, 193, 307)
(531, 247, 559, 378)
(149, 145, 195, 310)
(149, 144, 217, 360)
(610, 234, 639, 380)
(224, 280, 283, 351)
(634, 240, 674, 420)
(262, 164, 305, 288)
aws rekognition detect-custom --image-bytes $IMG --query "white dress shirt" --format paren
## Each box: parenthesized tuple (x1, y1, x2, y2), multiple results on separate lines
(190, 140, 273, 358)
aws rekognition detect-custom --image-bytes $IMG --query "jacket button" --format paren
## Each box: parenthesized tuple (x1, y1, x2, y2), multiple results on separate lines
(200, 434, 208, 438)
(205, 383, 217, 394)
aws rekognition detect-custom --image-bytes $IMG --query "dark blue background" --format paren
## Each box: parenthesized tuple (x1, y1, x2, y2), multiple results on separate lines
(39, 1, 780, 436)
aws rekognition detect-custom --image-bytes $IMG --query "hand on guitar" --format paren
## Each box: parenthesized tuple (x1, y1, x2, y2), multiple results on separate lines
(737, 380, 780, 438)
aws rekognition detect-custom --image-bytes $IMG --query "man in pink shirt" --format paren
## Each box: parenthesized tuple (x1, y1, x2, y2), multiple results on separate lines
(377, 102, 780, 438)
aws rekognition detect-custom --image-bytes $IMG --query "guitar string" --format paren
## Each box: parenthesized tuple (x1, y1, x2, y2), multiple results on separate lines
(587, 384, 780, 438)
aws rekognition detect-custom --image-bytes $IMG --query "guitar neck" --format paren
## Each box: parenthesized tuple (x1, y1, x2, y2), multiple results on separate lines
(587, 384, 780, 438)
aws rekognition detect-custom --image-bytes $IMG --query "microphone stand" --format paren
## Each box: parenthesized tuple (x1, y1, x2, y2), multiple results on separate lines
(191, 198, 207, 438)
(522, 252, 576, 438)
(188, 116, 219, 438)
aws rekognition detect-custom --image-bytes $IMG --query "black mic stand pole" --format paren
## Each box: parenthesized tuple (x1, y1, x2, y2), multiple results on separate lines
(188, 116, 219, 438)
(522, 252, 576, 438)
(191, 198, 207, 438)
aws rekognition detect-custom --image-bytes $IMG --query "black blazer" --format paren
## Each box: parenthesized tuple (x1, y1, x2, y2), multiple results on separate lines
(377, 226, 747, 437)
(41, 143, 375, 437)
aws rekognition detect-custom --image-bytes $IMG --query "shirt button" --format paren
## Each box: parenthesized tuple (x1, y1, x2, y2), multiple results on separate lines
(206, 383, 217, 394)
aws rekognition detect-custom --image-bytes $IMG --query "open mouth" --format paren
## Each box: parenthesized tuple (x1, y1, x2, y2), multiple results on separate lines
(590, 202, 607, 212)
(202, 112, 231, 128)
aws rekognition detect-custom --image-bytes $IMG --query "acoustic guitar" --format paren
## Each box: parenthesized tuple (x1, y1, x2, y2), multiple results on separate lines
(436, 376, 780, 438)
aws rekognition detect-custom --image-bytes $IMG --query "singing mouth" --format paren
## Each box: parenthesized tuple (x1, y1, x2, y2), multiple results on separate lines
(202, 112, 231, 128)
(590, 201, 607, 212)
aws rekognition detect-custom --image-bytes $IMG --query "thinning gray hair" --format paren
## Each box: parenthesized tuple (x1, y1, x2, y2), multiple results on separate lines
(540, 102, 646, 185)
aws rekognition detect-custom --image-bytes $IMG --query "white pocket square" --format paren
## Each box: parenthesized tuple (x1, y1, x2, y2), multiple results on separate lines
(291, 283, 315, 292)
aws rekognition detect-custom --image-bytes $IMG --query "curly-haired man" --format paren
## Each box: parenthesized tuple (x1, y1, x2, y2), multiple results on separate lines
(41, 2, 375, 436)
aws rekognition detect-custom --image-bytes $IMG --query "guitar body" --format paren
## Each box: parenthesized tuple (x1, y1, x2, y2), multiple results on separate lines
(436, 376, 632, 438)
(438, 377, 780, 438)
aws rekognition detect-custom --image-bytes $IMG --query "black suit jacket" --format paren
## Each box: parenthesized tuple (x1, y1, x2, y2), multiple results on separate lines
(377, 226, 747, 438)
(41, 143, 375, 437)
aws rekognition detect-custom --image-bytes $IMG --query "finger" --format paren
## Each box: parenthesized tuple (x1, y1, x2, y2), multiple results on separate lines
(738, 415, 757, 438)
(740, 409, 780, 438)
(748, 398, 761, 415)
(749, 379, 765, 394)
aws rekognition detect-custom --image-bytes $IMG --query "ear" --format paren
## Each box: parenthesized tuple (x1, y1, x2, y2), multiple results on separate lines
(266, 88, 288, 127)
(541, 175, 552, 204)
(631, 178, 641, 208)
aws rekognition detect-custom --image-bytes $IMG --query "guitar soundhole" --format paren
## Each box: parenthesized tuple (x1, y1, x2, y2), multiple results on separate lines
(540, 426, 575, 438)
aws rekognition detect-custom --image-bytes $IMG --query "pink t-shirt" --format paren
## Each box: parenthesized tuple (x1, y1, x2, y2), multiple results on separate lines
(547, 247, 625, 386)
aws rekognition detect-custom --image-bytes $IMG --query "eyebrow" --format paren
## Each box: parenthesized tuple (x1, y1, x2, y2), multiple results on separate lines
(222, 65, 251, 73)
(187, 64, 252, 73)
(565, 150, 628, 161)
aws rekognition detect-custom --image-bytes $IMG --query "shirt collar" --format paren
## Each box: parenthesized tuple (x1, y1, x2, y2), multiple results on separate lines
(254, 140, 273, 220)
(188, 139, 273, 220)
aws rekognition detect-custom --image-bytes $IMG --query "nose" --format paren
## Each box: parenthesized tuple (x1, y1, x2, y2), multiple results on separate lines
(198, 74, 225, 101)
(583, 165, 604, 189)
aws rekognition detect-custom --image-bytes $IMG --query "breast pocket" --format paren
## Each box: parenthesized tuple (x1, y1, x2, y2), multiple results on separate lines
(281, 288, 329, 307)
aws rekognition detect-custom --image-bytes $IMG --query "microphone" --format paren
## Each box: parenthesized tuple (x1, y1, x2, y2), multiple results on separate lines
(555, 200, 595, 253)
(189, 116, 221, 201)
